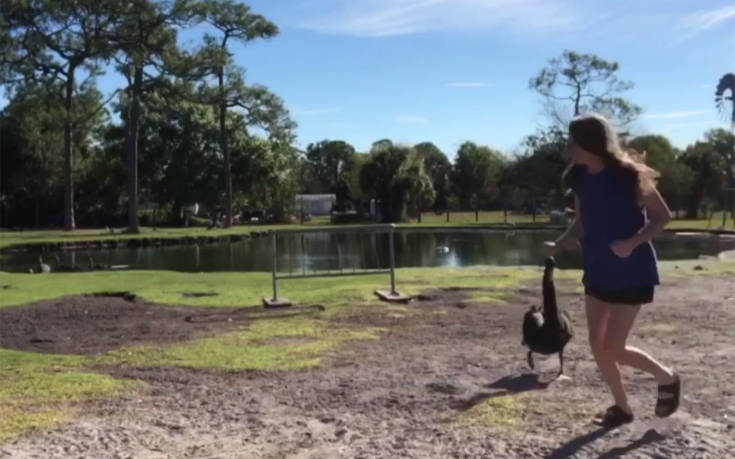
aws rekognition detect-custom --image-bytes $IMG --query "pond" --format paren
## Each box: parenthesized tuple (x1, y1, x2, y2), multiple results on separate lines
(1, 229, 734, 273)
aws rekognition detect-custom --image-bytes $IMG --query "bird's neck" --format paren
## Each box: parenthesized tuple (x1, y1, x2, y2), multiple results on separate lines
(542, 269, 558, 316)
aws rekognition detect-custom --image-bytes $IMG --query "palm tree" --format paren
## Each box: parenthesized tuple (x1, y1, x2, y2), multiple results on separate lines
(396, 149, 435, 223)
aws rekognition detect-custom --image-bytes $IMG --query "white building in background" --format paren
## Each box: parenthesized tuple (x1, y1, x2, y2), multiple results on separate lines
(295, 194, 336, 216)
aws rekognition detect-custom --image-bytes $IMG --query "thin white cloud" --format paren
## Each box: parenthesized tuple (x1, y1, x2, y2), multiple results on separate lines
(394, 115, 427, 124)
(294, 107, 342, 116)
(285, 1, 735, 47)
(446, 82, 488, 88)
(662, 120, 714, 131)
(299, 0, 578, 37)
(684, 5, 735, 31)
(642, 110, 711, 120)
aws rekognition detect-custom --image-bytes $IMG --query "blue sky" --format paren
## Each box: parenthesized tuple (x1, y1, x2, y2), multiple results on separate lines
(218, 0, 735, 157)
(5, 0, 735, 158)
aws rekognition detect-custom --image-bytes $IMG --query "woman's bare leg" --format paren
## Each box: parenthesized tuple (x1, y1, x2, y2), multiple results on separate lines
(604, 305, 675, 385)
(586, 296, 632, 413)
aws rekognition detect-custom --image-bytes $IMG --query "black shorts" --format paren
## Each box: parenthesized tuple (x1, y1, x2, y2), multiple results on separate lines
(584, 284, 655, 305)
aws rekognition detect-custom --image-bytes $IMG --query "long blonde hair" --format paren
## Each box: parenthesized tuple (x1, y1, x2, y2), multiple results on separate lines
(562, 113, 658, 197)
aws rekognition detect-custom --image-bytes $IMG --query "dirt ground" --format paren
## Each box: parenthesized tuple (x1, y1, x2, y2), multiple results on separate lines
(0, 293, 324, 355)
(1, 273, 734, 458)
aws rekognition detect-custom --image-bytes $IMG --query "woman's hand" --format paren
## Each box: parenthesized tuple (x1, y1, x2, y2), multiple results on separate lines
(544, 241, 557, 257)
(545, 196, 583, 257)
(610, 239, 636, 258)
(545, 236, 579, 256)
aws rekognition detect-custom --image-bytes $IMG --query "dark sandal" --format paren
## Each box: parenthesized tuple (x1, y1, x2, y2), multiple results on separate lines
(597, 405, 634, 428)
(655, 372, 681, 417)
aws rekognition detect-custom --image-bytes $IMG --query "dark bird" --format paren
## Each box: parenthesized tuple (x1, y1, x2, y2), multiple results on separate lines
(522, 256, 573, 377)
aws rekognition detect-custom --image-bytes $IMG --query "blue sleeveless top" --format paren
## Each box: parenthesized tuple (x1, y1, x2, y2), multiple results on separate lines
(571, 167, 659, 290)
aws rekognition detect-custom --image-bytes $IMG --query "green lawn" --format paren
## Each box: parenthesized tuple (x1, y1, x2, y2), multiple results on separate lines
(0, 266, 539, 309)
(666, 212, 735, 230)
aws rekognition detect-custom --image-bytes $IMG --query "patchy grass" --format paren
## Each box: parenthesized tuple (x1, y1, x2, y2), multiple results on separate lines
(0, 407, 71, 443)
(0, 349, 139, 442)
(0, 316, 379, 441)
(0, 265, 536, 441)
(0, 270, 268, 308)
(544, 260, 735, 288)
(457, 394, 529, 429)
(100, 318, 381, 371)
(0, 350, 136, 404)
(659, 259, 735, 278)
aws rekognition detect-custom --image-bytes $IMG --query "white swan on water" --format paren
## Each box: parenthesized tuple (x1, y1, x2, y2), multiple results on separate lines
(436, 245, 450, 254)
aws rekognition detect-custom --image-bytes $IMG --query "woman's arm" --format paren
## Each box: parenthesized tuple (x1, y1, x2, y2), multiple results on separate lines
(547, 196, 582, 253)
(557, 196, 583, 247)
(610, 187, 672, 258)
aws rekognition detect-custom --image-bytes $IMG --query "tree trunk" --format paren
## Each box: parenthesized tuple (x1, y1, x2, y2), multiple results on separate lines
(686, 187, 702, 219)
(34, 195, 40, 227)
(730, 177, 735, 229)
(63, 64, 76, 231)
(126, 65, 143, 234)
(388, 195, 394, 223)
(218, 66, 232, 228)
(172, 199, 183, 225)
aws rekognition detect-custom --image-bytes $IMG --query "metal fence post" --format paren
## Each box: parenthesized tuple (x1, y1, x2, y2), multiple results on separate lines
(389, 225, 396, 295)
(271, 231, 278, 301)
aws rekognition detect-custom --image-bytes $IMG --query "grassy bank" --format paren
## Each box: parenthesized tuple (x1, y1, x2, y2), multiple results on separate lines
(0, 266, 538, 309)
(416, 210, 735, 230)
(0, 222, 327, 250)
(3, 212, 734, 252)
